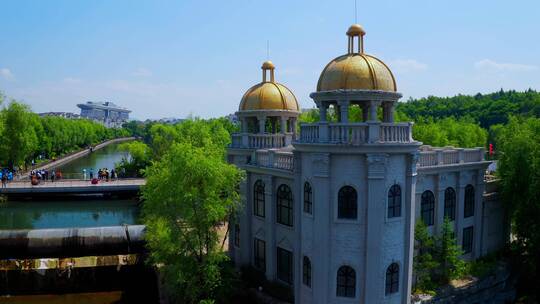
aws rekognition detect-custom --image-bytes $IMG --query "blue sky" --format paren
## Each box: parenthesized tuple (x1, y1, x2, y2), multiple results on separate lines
(1, 0, 539, 119)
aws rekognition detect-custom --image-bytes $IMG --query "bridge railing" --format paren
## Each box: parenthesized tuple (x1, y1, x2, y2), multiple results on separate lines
(1, 178, 145, 189)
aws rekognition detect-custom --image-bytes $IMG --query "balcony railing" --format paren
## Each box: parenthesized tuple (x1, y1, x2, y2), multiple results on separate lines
(230, 133, 293, 149)
(251, 150, 294, 171)
(298, 122, 414, 145)
(418, 146, 485, 167)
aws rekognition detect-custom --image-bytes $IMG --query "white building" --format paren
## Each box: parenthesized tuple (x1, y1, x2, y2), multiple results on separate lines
(227, 24, 508, 304)
(77, 101, 131, 128)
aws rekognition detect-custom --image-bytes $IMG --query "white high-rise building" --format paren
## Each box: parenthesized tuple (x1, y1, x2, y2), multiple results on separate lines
(227, 24, 507, 304)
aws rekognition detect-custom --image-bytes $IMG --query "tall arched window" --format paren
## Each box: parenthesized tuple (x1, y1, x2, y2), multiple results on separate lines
(338, 186, 357, 219)
(387, 184, 401, 218)
(421, 191, 435, 226)
(303, 256, 312, 287)
(337, 266, 356, 298)
(385, 263, 399, 295)
(444, 187, 456, 221)
(253, 180, 265, 217)
(304, 182, 313, 214)
(464, 185, 475, 218)
(277, 184, 293, 226)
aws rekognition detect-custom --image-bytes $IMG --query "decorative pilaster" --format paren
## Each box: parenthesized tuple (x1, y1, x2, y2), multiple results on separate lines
(364, 153, 388, 303)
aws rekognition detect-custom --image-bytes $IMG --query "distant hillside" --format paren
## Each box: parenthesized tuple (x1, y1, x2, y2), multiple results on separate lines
(396, 89, 540, 129)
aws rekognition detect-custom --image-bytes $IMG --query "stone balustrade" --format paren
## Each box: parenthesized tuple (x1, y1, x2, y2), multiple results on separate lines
(298, 122, 414, 145)
(418, 146, 485, 167)
(251, 150, 294, 171)
(230, 133, 292, 149)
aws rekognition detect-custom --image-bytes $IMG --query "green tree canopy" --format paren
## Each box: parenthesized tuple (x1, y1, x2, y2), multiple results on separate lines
(142, 141, 242, 303)
(495, 116, 540, 296)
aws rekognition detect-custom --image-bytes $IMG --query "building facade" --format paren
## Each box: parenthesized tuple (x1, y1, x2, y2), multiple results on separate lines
(227, 24, 508, 304)
(77, 101, 131, 128)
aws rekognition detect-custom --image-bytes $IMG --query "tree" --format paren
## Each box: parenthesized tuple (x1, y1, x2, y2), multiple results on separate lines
(116, 141, 151, 177)
(142, 141, 243, 303)
(413, 220, 439, 293)
(435, 217, 465, 283)
(496, 116, 540, 299)
(0, 102, 38, 168)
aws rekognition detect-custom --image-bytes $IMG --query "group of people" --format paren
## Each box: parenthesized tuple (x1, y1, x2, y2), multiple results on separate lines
(0, 169, 14, 188)
(29, 169, 61, 185)
(86, 167, 117, 182)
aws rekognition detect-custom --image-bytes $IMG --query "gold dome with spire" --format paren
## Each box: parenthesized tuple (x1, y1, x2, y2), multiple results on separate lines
(239, 61, 299, 112)
(317, 24, 396, 92)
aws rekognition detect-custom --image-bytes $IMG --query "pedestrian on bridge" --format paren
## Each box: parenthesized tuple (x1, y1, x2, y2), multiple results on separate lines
(1, 173, 6, 188)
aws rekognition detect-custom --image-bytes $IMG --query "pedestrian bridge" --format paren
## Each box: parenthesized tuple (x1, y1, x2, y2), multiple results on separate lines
(0, 178, 145, 196)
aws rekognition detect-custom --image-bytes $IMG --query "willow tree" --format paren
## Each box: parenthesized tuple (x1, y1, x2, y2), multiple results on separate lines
(142, 141, 242, 303)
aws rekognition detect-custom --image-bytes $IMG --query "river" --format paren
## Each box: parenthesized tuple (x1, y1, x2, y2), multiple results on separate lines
(0, 141, 158, 304)
(51, 142, 130, 179)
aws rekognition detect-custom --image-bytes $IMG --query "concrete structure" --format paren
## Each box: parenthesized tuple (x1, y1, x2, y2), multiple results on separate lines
(77, 101, 131, 128)
(0, 179, 145, 196)
(227, 24, 508, 303)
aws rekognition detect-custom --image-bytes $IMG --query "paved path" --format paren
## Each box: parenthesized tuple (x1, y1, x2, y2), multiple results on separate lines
(0, 178, 145, 195)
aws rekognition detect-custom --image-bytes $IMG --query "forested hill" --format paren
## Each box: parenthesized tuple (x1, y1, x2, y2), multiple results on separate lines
(396, 89, 540, 129)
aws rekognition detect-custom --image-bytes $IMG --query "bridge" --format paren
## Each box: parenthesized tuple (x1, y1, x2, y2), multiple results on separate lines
(0, 178, 145, 196)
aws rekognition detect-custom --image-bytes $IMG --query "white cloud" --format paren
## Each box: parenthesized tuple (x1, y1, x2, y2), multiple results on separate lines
(0, 68, 14, 80)
(132, 68, 153, 77)
(388, 59, 428, 72)
(474, 59, 538, 72)
(63, 77, 82, 84)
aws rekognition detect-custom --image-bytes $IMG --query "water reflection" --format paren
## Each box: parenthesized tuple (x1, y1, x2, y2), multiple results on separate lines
(0, 199, 139, 229)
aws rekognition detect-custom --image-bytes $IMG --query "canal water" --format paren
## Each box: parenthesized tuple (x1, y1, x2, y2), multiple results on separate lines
(53, 142, 130, 179)
(0, 141, 157, 303)
(0, 142, 138, 230)
(0, 198, 140, 230)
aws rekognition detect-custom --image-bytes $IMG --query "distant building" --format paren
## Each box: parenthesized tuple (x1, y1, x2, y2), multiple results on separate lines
(77, 101, 131, 128)
(144, 117, 185, 125)
(38, 112, 80, 119)
(225, 113, 239, 125)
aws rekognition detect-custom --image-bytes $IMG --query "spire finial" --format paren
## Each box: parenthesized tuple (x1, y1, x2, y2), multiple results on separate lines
(266, 40, 270, 61)
(354, 0, 357, 23)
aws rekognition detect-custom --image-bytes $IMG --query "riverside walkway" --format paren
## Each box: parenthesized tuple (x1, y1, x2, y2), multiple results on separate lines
(0, 178, 145, 195)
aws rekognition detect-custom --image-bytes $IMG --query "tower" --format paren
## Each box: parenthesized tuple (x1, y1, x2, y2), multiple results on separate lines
(294, 24, 420, 303)
(228, 61, 300, 269)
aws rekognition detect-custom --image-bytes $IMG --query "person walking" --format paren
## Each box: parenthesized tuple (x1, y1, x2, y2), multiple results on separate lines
(90, 169, 94, 180)
(2, 173, 7, 188)
(51, 169, 56, 182)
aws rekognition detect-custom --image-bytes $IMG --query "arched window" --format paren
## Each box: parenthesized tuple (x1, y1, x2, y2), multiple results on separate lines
(464, 185, 475, 218)
(387, 184, 401, 218)
(338, 186, 357, 219)
(421, 191, 435, 226)
(337, 266, 356, 298)
(304, 182, 313, 214)
(253, 180, 265, 217)
(303, 256, 312, 287)
(277, 184, 293, 226)
(444, 187, 456, 221)
(385, 263, 399, 295)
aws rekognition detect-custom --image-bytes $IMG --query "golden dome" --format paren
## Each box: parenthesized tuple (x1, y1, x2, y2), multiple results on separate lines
(316, 24, 396, 92)
(239, 61, 299, 111)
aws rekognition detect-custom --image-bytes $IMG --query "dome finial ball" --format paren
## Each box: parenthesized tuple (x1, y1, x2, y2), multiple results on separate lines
(347, 24, 365, 36)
